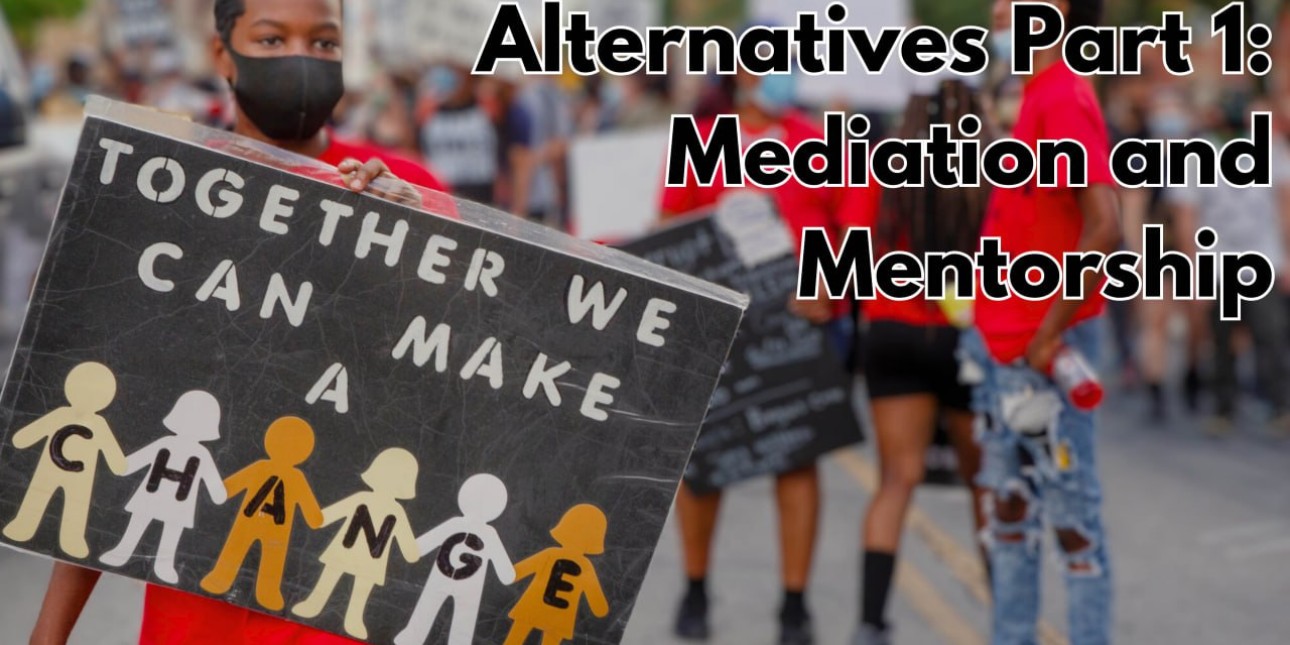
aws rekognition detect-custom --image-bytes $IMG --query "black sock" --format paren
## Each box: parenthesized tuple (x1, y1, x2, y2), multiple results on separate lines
(861, 551, 897, 629)
(684, 577, 707, 605)
(781, 589, 808, 625)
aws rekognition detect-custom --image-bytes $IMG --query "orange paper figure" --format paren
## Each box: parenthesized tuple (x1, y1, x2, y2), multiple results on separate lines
(292, 448, 421, 640)
(503, 504, 611, 645)
(199, 416, 323, 611)
(2, 362, 126, 559)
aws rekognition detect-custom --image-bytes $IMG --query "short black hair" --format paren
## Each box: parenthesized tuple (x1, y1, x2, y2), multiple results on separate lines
(1067, 0, 1104, 31)
(214, 0, 245, 44)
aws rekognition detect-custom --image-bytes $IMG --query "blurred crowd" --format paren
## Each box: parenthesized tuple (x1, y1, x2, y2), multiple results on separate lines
(8, 0, 1285, 430)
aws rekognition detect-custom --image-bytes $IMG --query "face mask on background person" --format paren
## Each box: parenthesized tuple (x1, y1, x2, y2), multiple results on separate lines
(428, 65, 462, 100)
(750, 71, 797, 116)
(227, 47, 344, 141)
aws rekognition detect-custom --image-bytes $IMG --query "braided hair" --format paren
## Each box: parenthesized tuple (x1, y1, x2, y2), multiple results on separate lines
(876, 80, 992, 257)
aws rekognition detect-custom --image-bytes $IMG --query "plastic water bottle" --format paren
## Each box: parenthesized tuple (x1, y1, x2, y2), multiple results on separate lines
(1050, 347, 1103, 411)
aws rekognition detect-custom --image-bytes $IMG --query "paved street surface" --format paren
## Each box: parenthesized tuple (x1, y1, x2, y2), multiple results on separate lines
(2, 390, 1290, 644)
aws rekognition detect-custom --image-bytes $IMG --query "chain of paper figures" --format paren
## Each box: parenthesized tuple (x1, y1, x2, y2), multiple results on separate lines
(1, 361, 611, 644)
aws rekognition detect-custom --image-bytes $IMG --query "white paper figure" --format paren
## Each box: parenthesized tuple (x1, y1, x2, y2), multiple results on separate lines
(394, 473, 516, 645)
(99, 391, 228, 583)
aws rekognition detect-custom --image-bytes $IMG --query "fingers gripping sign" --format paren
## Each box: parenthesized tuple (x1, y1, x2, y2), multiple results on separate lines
(2, 362, 125, 559)
(338, 157, 422, 207)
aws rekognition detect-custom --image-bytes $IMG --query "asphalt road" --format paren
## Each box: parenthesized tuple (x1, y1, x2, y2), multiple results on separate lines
(2, 387, 1289, 644)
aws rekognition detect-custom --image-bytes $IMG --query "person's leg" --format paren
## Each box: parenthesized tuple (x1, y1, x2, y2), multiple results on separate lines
(979, 358, 1047, 645)
(200, 526, 256, 595)
(344, 578, 376, 639)
(673, 484, 722, 638)
(776, 464, 820, 642)
(858, 395, 938, 635)
(256, 536, 290, 611)
(2, 479, 56, 543)
(58, 486, 93, 559)
(395, 585, 450, 645)
(292, 565, 343, 618)
(1246, 296, 1289, 420)
(1211, 304, 1238, 423)
(943, 409, 988, 566)
(1137, 292, 1170, 420)
(153, 522, 185, 584)
(1043, 320, 1112, 645)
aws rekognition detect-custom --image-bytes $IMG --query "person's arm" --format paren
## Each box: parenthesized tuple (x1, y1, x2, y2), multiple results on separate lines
(1025, 183, 1121, 371)
(95, 420, 128, 476)
(12, 409, 66, 450)
(394, 508, 420, 563)
(582, 565, 610, 618)
(28, 563, 100, 645)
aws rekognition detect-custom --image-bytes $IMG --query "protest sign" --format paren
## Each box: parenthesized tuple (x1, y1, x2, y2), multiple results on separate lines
(0, 98, 746, 644)
(620, 195, 863, 494)
(569, 128, 669, 243)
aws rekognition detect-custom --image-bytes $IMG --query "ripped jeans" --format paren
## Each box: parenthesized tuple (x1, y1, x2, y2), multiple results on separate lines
(960, 320, 1112, 645)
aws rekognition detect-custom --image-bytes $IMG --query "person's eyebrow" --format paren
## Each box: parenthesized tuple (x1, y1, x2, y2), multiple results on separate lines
(248, 18, 288, 30)
(310, 21, 342, 34)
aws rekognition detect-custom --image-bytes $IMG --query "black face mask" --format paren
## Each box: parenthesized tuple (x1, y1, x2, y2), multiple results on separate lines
(228, 48, 344, 141)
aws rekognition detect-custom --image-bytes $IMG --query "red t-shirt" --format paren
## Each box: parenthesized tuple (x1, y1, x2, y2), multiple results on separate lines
(973, 63, 1114, 362)
(140, 586, 358, 645)
(659, 111, 849, 250)
(841, 184, 950, 327)
(139, 135, 446, 645)
(659, 111, 852, 317)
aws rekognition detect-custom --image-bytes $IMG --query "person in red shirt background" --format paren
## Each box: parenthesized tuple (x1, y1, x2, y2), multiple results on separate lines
(28, 1, 447, 644)
(964, 1, 1122, 643)
(660, 64, 851, 645)
(848, 80, 990, 645)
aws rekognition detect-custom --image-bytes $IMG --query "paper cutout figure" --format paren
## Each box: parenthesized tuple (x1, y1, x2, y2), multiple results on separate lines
(199, 416, 323, 610)
(99, 391, 228, 583)
(503, 504, 611, 645)
(292, 448, 421, 640)
(394, 474, 516, 645)
(3, 362, 126, 558)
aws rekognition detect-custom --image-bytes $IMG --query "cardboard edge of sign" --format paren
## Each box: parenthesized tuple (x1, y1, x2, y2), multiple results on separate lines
(82, 96, 751, 315)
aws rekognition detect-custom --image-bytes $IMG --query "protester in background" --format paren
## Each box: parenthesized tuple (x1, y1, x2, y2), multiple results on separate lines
(418, 61, 500, 205)
(1124, 89, 1204, 421)
(660, 61, 851, 645)
(1169, 96, 1290, 437)
(965, 1, 1122, 643)
(27, 1, 447, 643)
(506, 76, 572, 229)
(851, 79, 990, 645)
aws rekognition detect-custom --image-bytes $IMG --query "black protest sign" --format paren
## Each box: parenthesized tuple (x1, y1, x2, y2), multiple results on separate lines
(620, 194, 863, 494)
(0, 98, 745, 645)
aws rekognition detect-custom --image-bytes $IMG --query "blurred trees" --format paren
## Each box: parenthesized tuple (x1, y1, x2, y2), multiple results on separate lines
(1, 0, 86, 45)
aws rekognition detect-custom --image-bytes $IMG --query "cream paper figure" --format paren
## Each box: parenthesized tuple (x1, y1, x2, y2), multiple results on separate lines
(394, 474, 516, 645)
(292, 448, 421, 639)
(99, 391, 228, 583)
(3, 362, 126, 558)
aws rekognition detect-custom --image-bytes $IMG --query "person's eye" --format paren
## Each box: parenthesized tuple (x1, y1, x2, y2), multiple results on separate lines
(316, 39, 340, 52)
(258, 35, 284, 46)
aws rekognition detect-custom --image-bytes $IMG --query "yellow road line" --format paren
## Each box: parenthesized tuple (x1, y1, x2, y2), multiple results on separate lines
(835, 449, 1069, 645)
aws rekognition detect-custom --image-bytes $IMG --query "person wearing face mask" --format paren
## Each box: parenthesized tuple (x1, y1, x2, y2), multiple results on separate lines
(24, 2, 448, 644)
(660, 60, 854, 645)
(418, 62, 500, 205)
